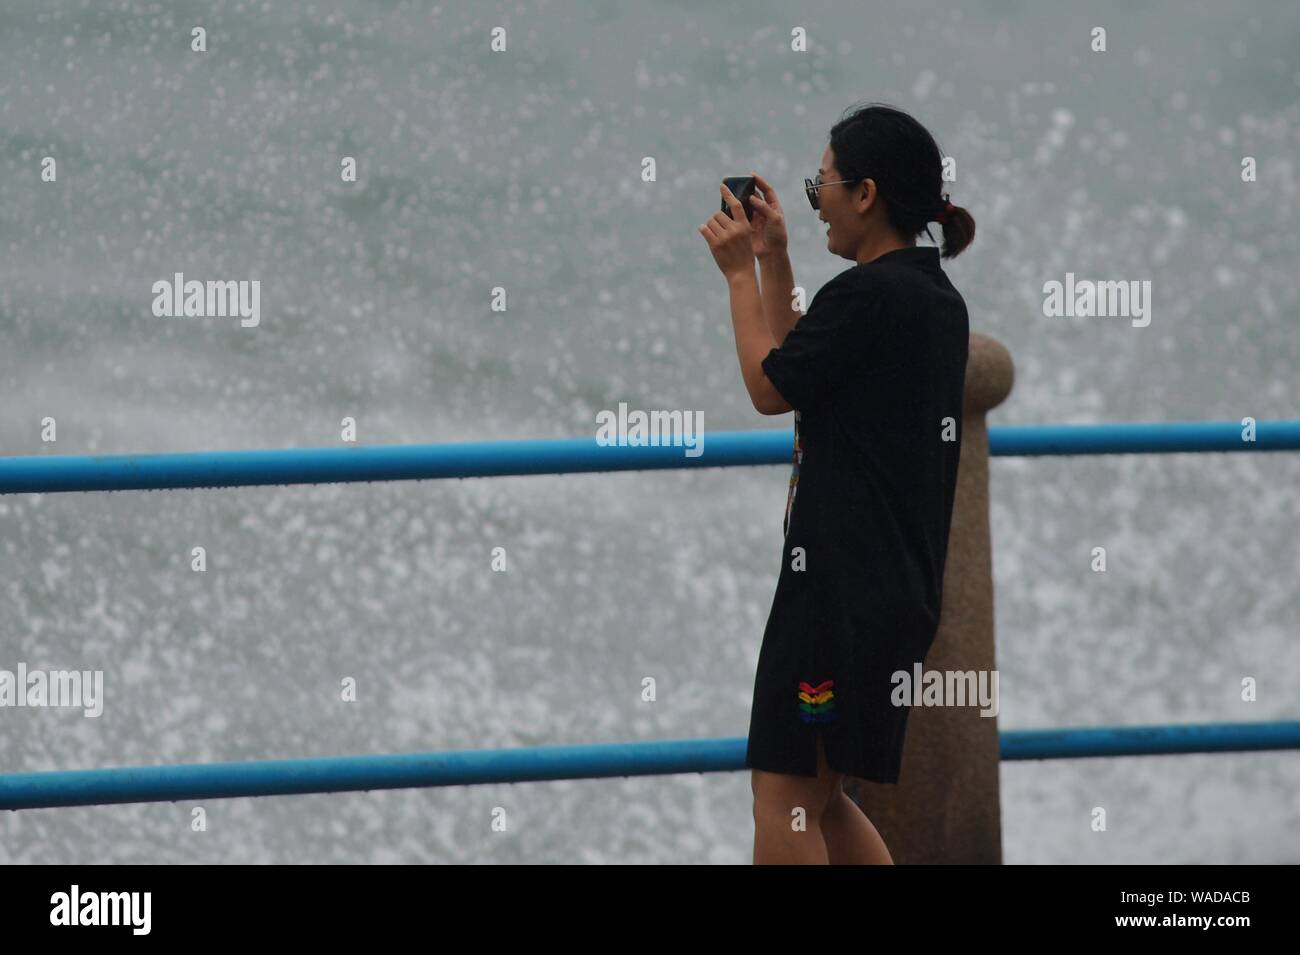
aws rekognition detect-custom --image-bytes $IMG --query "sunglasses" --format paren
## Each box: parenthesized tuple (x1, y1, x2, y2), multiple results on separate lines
(804, 174, 861, 211)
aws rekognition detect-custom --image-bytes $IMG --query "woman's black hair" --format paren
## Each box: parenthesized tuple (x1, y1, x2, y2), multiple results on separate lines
(827, 101, 975, 259)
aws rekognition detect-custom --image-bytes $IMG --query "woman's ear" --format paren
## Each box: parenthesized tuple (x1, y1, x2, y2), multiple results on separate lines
(858, 177, 877, 213)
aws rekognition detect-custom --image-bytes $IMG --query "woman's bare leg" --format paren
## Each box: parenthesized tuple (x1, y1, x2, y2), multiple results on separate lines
(821, 789, 895, 864)
(751, 780, 831, 863)
(750, 733, 844, 864)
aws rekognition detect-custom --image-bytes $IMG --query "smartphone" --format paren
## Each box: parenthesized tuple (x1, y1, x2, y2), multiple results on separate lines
(721, 176, 757, 221)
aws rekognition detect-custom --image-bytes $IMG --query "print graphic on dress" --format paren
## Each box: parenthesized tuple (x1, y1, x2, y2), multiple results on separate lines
(783, 410, 803, 536)
(797, 678, 837, 723)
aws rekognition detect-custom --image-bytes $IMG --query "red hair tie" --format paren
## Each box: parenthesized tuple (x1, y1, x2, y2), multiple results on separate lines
(936, 194, 955, 225)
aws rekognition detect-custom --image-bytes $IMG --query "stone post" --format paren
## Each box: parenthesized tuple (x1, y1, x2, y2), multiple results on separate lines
(845, 333, 1015, 864)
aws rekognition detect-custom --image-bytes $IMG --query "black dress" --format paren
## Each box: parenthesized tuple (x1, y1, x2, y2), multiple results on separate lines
(744, 245, 969, 783)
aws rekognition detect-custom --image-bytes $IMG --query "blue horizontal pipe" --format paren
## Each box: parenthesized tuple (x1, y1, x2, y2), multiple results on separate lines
(988, 420, 1300, 456)
(0, 431, 792, 494)
(998, 719, 1300, 760)
(2, 721, 1297, 810)
(1, 420, 1298, 495)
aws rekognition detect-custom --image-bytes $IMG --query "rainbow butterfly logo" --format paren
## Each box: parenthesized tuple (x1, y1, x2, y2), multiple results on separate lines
(798, 679, 836, 723)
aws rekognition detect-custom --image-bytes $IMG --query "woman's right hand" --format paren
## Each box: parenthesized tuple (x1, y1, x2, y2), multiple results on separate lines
(747, 172, 789, 260)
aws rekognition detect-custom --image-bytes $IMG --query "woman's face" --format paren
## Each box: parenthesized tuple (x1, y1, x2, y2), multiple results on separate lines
(817, 145, 872, 260)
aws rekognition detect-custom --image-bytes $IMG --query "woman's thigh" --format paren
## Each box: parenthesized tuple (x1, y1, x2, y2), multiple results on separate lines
(751, 734, 844, 817)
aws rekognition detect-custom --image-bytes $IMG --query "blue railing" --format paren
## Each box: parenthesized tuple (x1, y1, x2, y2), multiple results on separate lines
(1, 420, 1298, 495)
(2, 722, 1298, 810)
(2, 418, 1297, 811)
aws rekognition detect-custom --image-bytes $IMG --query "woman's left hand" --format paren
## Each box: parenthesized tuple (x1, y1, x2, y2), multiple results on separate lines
(699, 184, 755, 279)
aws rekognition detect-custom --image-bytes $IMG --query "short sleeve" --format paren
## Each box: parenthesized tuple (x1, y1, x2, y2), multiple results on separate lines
(761, 278, 885, 410)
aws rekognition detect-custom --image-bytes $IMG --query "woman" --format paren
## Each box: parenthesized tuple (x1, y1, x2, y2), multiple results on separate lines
(698, 102, 976, 864)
